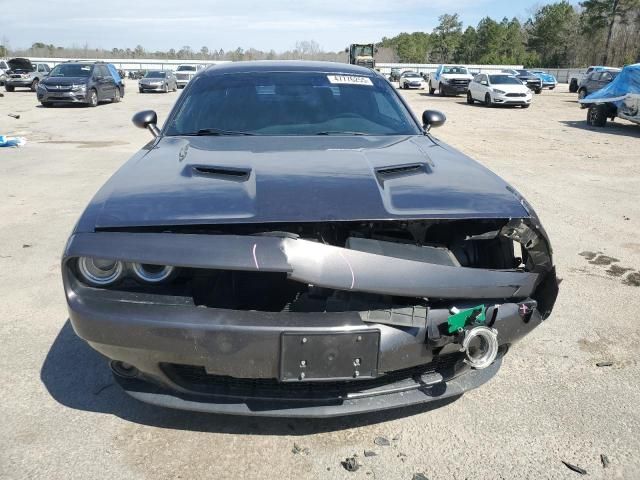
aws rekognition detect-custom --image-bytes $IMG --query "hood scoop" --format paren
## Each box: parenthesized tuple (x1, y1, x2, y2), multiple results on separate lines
(375, 163, 430, 185)
(189, 165, 252, 182)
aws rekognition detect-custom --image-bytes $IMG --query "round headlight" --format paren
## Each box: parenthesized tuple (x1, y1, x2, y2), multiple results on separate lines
(131, 263, 175, 283)
(78, 257, 124, 286)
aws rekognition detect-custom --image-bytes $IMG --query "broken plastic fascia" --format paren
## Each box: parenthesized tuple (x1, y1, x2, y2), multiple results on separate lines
(66, 230, 540, 300)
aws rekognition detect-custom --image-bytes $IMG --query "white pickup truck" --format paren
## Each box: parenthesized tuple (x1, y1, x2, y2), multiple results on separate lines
(428, 65, 474, 96)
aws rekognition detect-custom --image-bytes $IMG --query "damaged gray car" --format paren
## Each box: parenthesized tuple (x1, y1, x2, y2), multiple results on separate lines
(62, 61, 559, 417)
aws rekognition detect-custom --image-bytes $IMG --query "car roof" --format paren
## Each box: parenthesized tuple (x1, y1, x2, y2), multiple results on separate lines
(203, 60, 376, 76)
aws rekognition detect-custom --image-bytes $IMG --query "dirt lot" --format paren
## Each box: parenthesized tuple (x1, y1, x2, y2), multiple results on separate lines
(1, 83, 639, 480)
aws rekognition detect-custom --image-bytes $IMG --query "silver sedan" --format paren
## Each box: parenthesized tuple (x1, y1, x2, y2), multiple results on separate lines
(138, 71, 178, 93)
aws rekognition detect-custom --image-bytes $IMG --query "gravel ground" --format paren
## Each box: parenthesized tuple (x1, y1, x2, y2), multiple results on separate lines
(0, 83, 639, 480)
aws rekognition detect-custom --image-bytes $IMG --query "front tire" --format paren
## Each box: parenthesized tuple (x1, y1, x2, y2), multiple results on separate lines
(163, 83, 169, 93)
(429, 85, 435, 95)
(578, 89, 588, 108)
(41, 102, 53, 108)
(5, 84, 15, 92)
(587, 105, 607, 127)
(439, 83, 445, 96)
(466, 91, 474, 104)
(112, 88, 121, 103)
(30, 79, 39, 92)
(484, 93, 492, 107)
(534, 88, 542, 94)
(569, 79, 578, 93)
(87, 89, 98, 107)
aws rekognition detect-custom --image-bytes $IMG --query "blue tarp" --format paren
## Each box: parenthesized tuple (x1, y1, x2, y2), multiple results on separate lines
(580, 63, 640, 104)
(106, 64, 122, 84)
(580, 63, 640, 124)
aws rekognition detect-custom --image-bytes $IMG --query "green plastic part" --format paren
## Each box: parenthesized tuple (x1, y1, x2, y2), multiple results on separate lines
(447, 305, 486, 334)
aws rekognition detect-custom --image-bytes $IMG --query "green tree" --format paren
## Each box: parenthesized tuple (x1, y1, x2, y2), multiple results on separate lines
(432, 13, 463, 62)
(581, 0, 640, 64)
(455, 26, 478, 63)
(528, 2, 580, 66)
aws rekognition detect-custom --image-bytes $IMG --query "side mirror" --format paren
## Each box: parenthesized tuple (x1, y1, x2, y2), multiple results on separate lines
(422, 110, 446, 132)
(132, 110, 160, 137)
(480, 81, 488, 86)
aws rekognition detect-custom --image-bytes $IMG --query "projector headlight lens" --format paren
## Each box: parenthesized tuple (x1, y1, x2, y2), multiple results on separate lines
(131, 263, 175, 283)
(78, 257, 124, 286)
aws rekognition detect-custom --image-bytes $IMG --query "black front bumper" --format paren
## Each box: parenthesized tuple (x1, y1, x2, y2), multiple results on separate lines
(441, 83, 470, 94)
(67, 278, 542, 416)
(63, 229, 556, 417)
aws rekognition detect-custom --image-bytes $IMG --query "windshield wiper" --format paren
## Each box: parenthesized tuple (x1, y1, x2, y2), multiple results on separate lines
(180, 128, 255, 136)
(316, 131, 368, 136)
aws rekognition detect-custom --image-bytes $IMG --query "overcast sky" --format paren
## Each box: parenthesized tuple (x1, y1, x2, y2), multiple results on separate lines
(3, 0, 558, 52)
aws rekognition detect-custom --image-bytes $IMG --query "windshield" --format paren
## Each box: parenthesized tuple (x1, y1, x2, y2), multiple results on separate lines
(145, 71, 167, 78)
(49, 64, 92, 78)
(442, 66, 468, 74)
(489, 75, 522, 85)
(177, 66, 196, 72)
(352, 45, 374, 57)
(165, 72, 420, 136)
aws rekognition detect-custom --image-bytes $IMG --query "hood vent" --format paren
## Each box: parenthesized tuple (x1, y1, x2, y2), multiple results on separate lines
(375, 163, 429, 185)
(190, 165, 251, 181)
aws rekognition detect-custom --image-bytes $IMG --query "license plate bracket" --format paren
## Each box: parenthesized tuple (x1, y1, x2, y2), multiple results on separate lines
(280, 330, 379, 382)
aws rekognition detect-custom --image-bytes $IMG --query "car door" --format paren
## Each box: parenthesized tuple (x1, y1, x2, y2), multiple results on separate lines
(475, 74, 489, 100)
(598, 72, 613, 90)
(96, 65, 115, 99)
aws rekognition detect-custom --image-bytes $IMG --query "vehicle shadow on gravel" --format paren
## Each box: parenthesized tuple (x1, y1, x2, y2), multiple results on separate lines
(41, 321, 461, 434)
(560, 120, 640, 138)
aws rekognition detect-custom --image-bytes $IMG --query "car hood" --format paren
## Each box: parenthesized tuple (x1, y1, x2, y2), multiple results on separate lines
(534, 73, 556, 82)
(8, 58, 33, 72)
(441, 74, 473, 80)
(43, 77, 88, 86)
(492, 83, 531, 94)
(88, 135, 528, 229)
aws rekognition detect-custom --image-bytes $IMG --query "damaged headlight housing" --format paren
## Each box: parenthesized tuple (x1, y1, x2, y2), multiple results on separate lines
(76, 257, 174, 286)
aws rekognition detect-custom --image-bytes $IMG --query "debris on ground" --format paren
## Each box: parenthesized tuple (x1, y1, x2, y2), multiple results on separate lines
(8, 113, 20, 119)
(374, 436, 390, 447)
(291, 443, 310, 455)
(623, 272, 640, 287)
(601, 454, 610, 468)
(412, 474, 429, 480)
(341, 456, 360, 472)
(0, 135, 27, 148)
(397, 452, 407, 462)
(562, 461, 587, 475)
(22, 244, 31, 248)
(363, 450, 377, 457)
(596, 361, 614, 367)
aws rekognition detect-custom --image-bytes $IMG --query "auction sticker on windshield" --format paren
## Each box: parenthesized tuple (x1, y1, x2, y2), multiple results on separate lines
(327, 75, 373, 86)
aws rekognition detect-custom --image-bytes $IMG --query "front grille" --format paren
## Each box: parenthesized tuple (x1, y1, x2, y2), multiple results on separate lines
(161, 353, 464, 399)
(506, 93, 526, 97)
(176, 73, 190, 80)
(450, 79, 470, 86)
